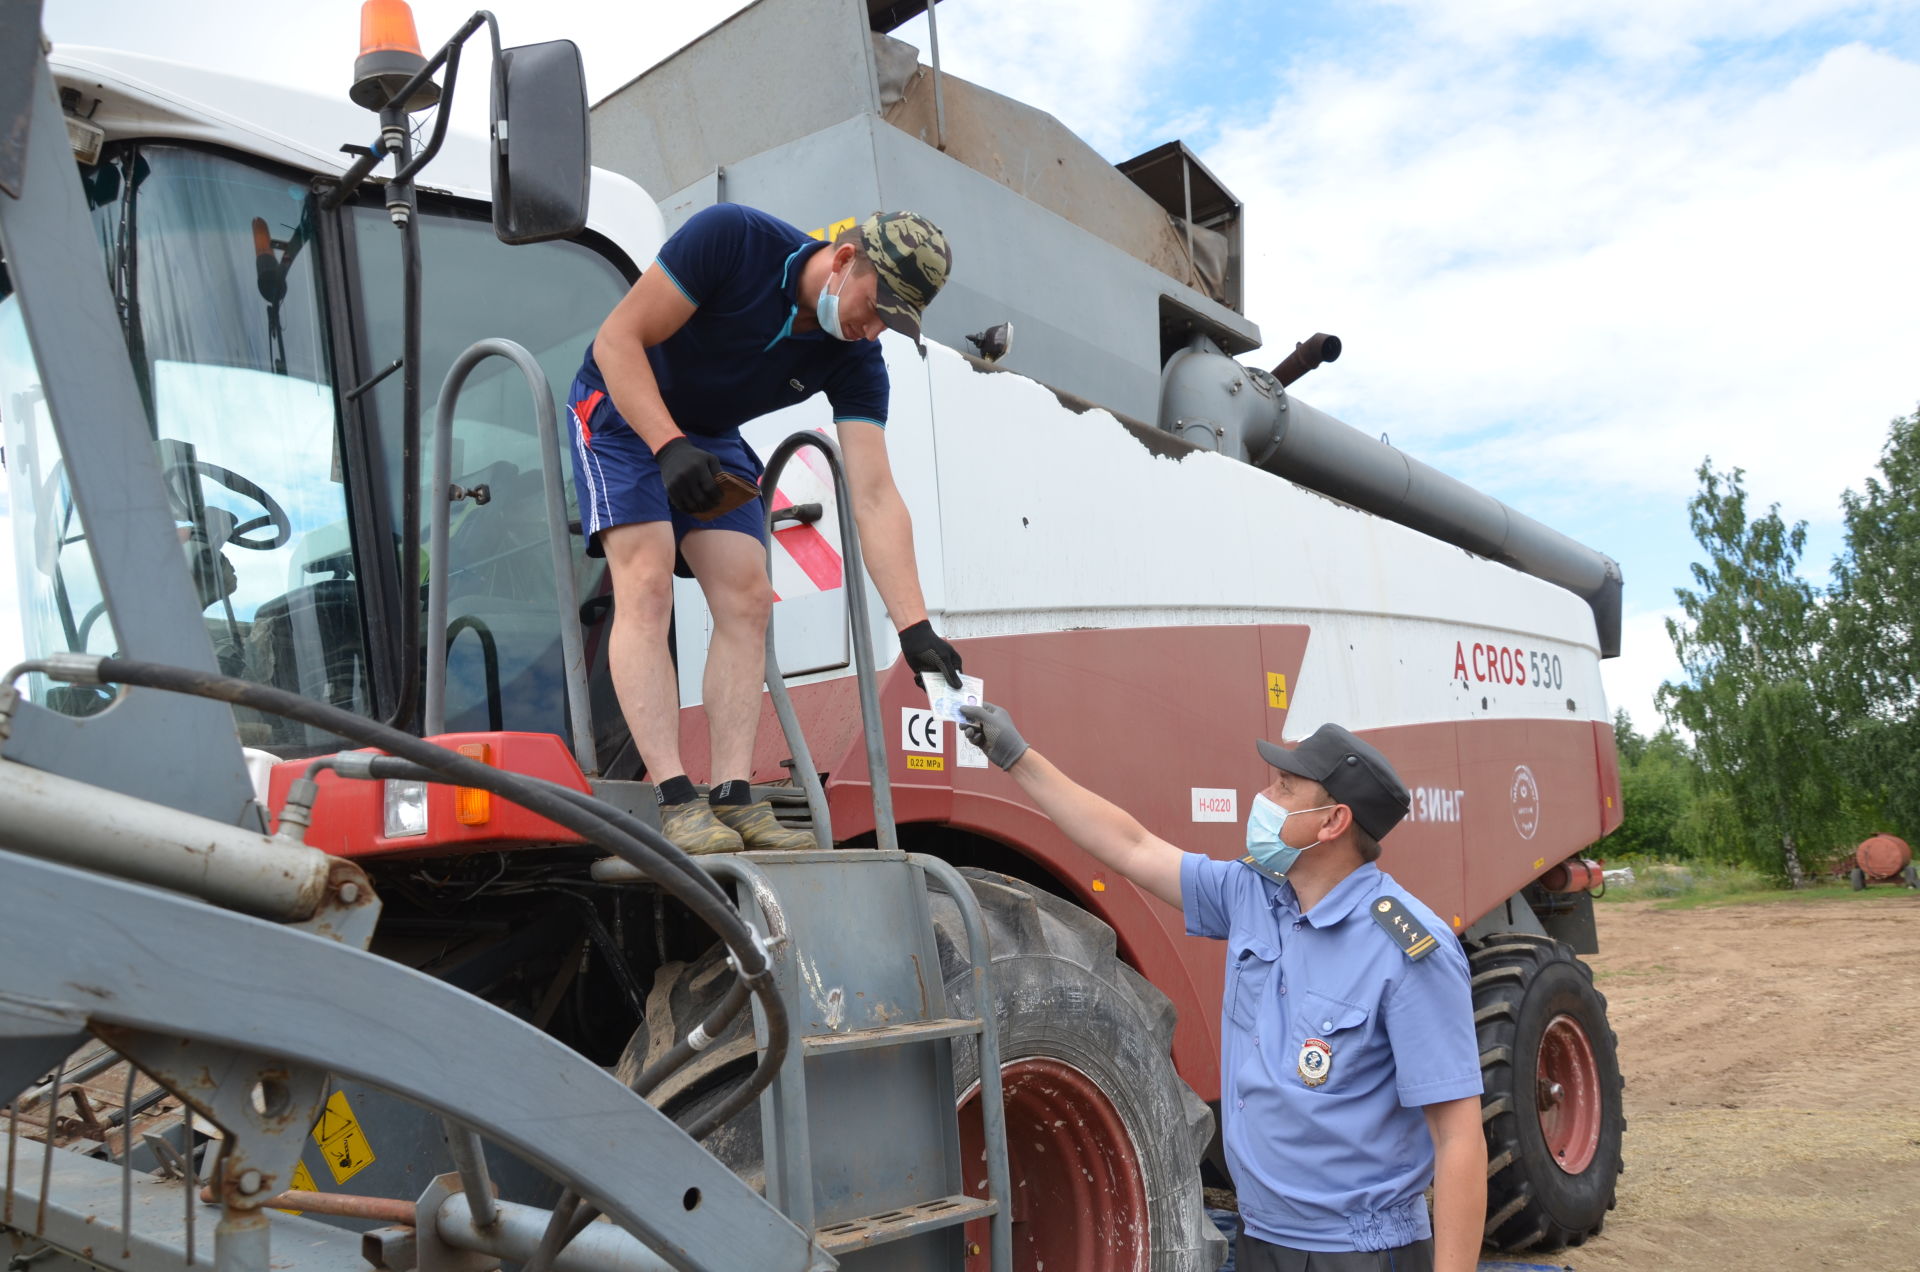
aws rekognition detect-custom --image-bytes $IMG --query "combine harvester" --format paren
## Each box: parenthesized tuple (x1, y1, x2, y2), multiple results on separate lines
(0, 1, 1626, 1268)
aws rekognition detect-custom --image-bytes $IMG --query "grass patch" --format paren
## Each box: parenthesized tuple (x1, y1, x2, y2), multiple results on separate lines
(1656, 882, 1919, 911)
(1596, 855, 1920, 909)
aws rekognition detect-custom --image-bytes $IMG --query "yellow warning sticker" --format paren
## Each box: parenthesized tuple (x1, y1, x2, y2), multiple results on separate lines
(276, 1160, 317, 1214)
(312, 1090, 376, 1184)
(907, 755, 945, 771)
(1267, 673, 1289, 709)
(808, 216, 859, 242)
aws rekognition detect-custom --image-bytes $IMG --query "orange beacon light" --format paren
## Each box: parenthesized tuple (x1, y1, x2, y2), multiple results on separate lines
(350, 0, 441, 112)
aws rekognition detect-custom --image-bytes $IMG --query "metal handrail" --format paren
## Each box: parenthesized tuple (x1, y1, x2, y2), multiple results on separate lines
(757, 431, 896, 854)
(909, 854, 1012, 1272)
(423, 339, 595, 773)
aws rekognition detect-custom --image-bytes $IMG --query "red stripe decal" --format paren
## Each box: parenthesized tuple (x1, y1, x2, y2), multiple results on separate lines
(776, 524, 844, 591)
(768, 488, 844, 591)
(570, 390, 605, 447)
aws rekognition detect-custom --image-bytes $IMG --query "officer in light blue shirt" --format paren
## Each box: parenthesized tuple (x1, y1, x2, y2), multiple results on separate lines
(960, 706, 1488, 1272)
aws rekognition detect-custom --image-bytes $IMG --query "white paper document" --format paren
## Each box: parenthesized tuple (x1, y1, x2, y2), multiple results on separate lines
(925, 673, 989, 768)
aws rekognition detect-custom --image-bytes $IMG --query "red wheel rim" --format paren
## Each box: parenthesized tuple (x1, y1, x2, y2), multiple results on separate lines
(1536, 1012, 1602, 1174)
(957, 1057, 1149, 1271)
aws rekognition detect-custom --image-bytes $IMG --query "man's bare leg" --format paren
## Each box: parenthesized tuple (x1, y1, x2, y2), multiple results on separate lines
(600, 521, 690, 779)
(679, 528, 814, 850)
(678, 527, 773, 781)
(600, 522, 744, 854)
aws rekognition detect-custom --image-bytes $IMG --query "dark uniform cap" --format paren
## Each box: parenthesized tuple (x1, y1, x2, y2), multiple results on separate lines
(858, 211, 951, 346)
(1255, 724, 1412, 841)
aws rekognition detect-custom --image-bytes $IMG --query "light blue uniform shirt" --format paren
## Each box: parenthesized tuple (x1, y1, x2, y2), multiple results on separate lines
(1181, 855, 1482, 1252)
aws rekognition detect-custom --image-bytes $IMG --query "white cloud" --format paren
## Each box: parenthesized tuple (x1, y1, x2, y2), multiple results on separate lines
(885, 0, 1190, 158)
(1383, 0, 1920, 59)
(1205, 37, 1920, 531)
(1602, 606, 1686, 736)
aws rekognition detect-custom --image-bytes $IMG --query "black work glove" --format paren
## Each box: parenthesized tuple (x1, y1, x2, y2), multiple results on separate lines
(899, 619, 963, 689)
(959, 702, 1029, 772)
(655, 437, 724, 514)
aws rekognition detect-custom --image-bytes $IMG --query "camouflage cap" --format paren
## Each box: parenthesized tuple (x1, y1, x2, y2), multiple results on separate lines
(858, 211, 951, 345)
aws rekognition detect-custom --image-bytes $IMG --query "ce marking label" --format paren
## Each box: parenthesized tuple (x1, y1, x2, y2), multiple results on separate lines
(901, 708, 944, 754)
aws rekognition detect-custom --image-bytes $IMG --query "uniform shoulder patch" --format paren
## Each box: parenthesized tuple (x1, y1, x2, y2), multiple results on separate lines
(1370, 896, 1438, 961)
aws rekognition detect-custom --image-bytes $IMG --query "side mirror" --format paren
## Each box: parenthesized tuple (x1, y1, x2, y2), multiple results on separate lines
(490, 40, 590, 245)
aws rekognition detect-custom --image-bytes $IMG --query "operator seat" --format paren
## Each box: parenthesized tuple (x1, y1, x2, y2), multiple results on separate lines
(239, 579, 368, 749)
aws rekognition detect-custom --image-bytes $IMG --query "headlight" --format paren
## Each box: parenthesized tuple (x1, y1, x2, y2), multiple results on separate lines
(383, 778, 428, 837)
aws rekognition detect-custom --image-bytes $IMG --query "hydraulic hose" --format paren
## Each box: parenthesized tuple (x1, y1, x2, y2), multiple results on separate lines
(361, 755, 732, 911)
(363, 758, 778, 1144)
(67, 657, 790, 1160)
(630, 978, 751, 1102)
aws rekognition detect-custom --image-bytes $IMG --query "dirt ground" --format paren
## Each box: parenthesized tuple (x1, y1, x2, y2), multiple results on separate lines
(1567, 892, 1920, 1270)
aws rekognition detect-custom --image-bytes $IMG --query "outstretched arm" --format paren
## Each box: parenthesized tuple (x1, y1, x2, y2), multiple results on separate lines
(1424, 1095, 1489, 1272)
(838, 419, 929, 627)
(839, 420, 961, 687)
(962, 704, 1185, 909)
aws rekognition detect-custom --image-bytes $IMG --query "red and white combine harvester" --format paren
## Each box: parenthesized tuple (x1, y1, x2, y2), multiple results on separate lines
(1, 1, 1625, 1269)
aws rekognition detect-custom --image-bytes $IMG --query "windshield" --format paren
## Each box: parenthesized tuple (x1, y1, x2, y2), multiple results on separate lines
(1, 143, 632, 752)
(1, 145, 363, 738)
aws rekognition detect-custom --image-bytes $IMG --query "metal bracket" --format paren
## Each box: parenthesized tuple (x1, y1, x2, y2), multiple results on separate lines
(94, 1030, 330, 1211)
(287, 858, 382, 949)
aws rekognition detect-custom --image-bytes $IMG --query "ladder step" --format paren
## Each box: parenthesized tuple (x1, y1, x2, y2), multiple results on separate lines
(803, 1016, 983, 1055)
(816, 1194, 998, 1254)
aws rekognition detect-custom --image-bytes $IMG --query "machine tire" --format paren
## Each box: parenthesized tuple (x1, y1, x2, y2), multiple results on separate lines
(1903, 864, 1919, 890)
(1850, 866, 1867, 891)
(1471, 933, 1624, 1253)
(627, 868, 1225, 1272)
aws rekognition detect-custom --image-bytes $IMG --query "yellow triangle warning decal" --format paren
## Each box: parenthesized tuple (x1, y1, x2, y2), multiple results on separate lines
(276, 1160, 317, 1214)
(311, 1090, 377, 1184)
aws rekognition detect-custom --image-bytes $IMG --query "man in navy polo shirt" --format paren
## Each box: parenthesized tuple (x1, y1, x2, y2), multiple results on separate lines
(958, 705, 1488, 1272)
(570, 205, 962, 854)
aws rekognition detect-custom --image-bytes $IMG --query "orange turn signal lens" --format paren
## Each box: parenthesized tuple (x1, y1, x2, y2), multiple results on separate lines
(251, 217, 272, 256)
(454, 742, 492, 826)
(358, 0, 425, 57)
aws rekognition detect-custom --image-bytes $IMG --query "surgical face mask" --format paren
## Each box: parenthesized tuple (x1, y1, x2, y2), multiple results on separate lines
(1241, 792, 1336, 884)
(816, 264, 855, 341)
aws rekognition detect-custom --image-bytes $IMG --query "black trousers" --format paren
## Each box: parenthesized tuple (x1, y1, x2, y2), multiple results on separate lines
(1236, 1231, 1436, 1272)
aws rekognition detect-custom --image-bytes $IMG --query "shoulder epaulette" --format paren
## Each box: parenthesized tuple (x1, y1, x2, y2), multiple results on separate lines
(1369, 896, 1437, 961)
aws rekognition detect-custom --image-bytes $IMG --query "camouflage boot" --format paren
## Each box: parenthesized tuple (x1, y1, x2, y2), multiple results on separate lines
(659, 800, 745, 856)
(713, 799, 818, 851)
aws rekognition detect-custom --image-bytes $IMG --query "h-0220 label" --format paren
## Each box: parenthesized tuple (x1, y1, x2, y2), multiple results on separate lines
(1451, 640, 1564, 690)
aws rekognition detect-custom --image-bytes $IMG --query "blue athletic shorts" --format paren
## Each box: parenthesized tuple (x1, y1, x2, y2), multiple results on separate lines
(566, 378, 768, 570)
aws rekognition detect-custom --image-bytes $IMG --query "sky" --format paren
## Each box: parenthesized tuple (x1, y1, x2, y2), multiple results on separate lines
(7, 0, 1920, 736)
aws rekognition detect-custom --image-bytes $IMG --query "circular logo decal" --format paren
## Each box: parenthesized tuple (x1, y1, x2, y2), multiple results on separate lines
(1298, 1037, 1332, 1087)
(1510, 764, 1541, 840)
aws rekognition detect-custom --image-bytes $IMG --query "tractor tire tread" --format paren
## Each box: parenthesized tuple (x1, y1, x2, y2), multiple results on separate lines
(1471, 933, 1625, 1254)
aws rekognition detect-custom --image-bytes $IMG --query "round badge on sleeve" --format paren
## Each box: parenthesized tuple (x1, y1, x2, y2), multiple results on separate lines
(1298, 1037, 1332, 1087)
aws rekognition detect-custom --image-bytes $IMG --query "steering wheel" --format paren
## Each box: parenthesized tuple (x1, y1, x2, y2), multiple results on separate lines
(183, 458, 292, 551)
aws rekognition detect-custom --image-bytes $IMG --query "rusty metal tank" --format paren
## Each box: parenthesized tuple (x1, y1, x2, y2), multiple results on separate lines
(1857, 833, 1913, 882)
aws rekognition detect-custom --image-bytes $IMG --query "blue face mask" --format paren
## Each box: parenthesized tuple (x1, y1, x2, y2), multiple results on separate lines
(1241, 792, 1336, 884)
(816, 265, 855, 341)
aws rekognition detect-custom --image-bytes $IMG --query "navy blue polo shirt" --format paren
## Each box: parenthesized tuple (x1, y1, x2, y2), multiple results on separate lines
(1182, 856, 1482, 1253)
(577, 203, 889, 437)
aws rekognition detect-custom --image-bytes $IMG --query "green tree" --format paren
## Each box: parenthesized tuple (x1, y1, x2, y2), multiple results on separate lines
(1658, 462, 1848, 884)
(1607, 718, 1696, 859)
(1612, 708, 1647, 766)
(1824, 406, 1920, 839)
